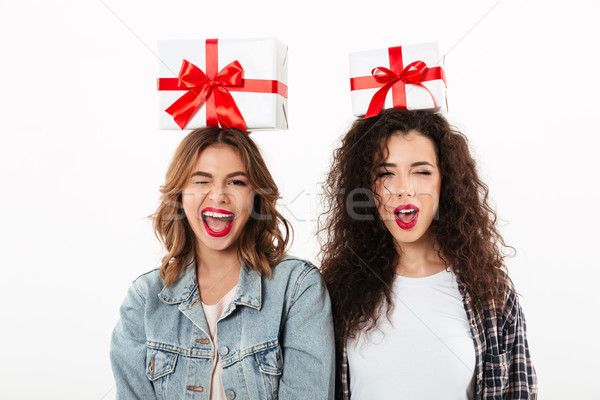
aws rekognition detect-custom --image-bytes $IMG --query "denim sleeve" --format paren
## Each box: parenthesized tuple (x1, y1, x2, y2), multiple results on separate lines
(278, 265, 335, 399)
(110, 284, 157, 400)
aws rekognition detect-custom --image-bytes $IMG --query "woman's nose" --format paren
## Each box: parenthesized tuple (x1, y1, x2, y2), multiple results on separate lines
(208, 184, 229, 203)
(393, 177, 415, 198)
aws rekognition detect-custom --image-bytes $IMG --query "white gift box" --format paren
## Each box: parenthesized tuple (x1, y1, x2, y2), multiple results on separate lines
(349, 42, 447, 115)
(158, 38, 288, 130)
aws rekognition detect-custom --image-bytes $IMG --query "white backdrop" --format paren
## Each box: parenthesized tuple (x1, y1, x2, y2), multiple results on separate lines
(1, 0, 599, 398)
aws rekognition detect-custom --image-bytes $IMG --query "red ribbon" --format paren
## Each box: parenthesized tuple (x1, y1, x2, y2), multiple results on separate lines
(158, 39, 288, 130)
(349, 46, 446, 118)
(164, 58, 245, 130)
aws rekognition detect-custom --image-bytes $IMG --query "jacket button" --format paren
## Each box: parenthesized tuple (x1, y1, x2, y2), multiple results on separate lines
(219, 346, 229, 356)
(226, 390, 235, 399)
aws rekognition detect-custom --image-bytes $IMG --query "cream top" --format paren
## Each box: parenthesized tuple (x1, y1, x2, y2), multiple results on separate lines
(201, 285, 237, 400)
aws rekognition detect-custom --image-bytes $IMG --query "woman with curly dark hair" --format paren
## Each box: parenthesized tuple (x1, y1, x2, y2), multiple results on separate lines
(320, 108, 537, 399)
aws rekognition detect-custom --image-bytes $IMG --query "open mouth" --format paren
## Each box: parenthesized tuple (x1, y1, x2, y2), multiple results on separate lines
(394, 204, 419, 230)
(201, 207, 235, 237)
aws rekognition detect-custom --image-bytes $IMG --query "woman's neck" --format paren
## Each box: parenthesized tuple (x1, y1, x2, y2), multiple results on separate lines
(195, 245, 241, 275)
(195, 245, 242, 305)
(395, 233, 447, 278)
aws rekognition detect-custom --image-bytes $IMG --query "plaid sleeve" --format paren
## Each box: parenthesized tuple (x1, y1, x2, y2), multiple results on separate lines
(503, 289, 538, 399)
(339, 341, 350, 400)
(472, 276, 537, 399)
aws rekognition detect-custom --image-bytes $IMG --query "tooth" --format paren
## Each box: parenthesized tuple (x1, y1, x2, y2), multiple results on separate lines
(202, 211, 232, 218)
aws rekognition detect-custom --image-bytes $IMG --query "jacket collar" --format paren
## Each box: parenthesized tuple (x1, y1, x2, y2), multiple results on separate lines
(158, 258, 262, 310)
(158, 259, 197, 304)
(232, 261, 262, 310)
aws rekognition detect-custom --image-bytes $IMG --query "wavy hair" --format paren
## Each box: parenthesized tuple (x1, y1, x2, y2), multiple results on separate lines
(152, 127, 291, 286)
(319, 108, 512, 343)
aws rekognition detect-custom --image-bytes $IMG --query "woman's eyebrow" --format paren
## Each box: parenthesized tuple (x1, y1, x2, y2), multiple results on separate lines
(191, 171, 212, 178)
(191, 171, 248, 178)
(411, 161, 435, 167)
(225, 171, 247, 179)
(377, 161, 435, 168)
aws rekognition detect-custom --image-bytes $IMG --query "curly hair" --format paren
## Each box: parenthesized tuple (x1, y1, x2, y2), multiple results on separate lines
(319, 108, 512, 343)
(152, 127, 291, 286)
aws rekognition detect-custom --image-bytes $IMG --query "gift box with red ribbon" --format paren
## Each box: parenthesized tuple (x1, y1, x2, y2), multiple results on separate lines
(158, 38, 288, 131)
(349, 42, 447, 117)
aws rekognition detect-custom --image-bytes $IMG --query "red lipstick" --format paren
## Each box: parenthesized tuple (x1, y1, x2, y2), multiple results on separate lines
(201, 207, 235, 237)
(393, 204, 419, 230)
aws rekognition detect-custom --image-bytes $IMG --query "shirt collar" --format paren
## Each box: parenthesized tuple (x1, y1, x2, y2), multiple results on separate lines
(158, 258, 262, 310)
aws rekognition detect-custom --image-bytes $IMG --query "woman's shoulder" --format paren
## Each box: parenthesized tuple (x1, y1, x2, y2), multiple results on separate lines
(271, 255, 318, 276)
(129, 268, 164, 301)
(500, 276, 522, 322)
(263, 256, 329, 313)
(479, 271, 522, 324)
(277, 255, 317, 268)
(265, 255, 322, 288)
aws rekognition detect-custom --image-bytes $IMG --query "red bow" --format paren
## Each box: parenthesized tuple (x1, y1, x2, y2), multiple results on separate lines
(165, 59, 246, 131)
(364, 60, 437, 118)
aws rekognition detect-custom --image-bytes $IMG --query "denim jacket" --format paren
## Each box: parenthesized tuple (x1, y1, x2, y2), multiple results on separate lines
(110, 256, 335, 400)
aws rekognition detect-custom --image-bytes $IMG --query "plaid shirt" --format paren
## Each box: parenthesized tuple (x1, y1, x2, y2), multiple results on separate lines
(337, 278, 537, 399)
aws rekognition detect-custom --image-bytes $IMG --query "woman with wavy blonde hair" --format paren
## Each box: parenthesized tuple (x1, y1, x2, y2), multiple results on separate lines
(111, 126, 334, 399)
(320, 108, 536, 399)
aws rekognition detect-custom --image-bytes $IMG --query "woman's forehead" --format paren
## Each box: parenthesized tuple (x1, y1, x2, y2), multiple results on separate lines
(192, 144, 246, 172)
(382, 131, 437, 164)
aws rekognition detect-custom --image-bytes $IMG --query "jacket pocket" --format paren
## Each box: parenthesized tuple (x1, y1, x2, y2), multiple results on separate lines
(254, 342, 283, 399)
(146, 347, 179, 380)
(146, 347, 179, 400)
(483, 351, 509, 399)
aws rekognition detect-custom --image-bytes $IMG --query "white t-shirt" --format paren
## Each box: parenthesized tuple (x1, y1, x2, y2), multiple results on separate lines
(347, 269, 476, 399)
(202, 285, 237, 400)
